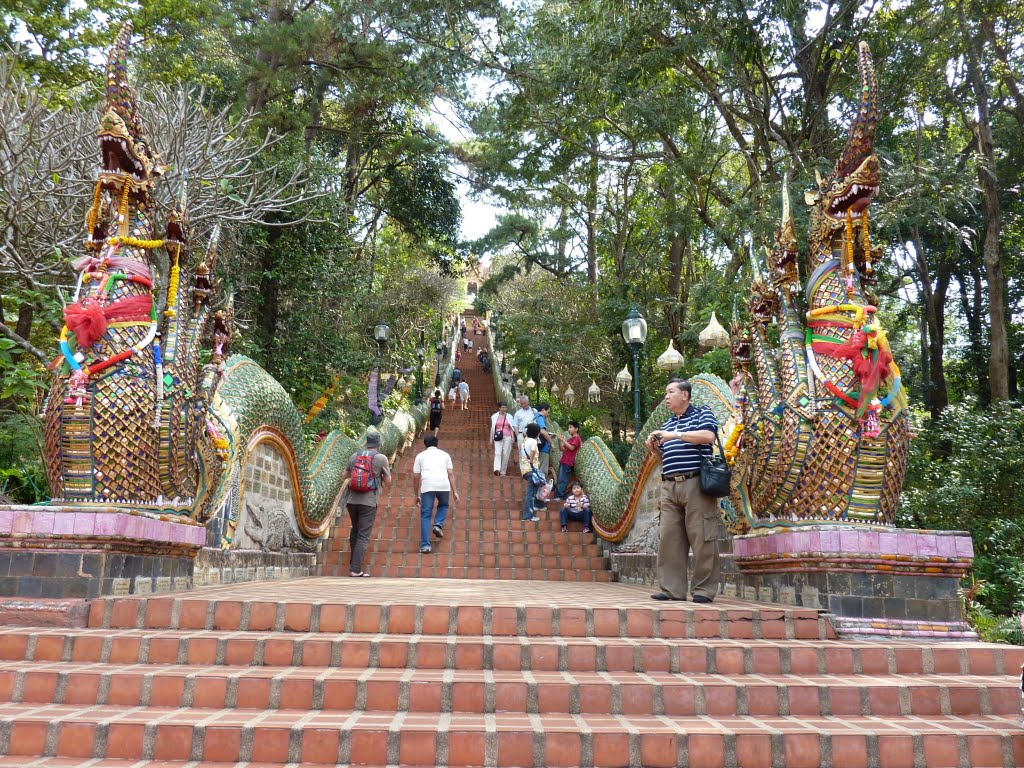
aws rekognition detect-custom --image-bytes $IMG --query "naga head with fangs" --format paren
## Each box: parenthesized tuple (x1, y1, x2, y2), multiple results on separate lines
(805, 41, 881, 299)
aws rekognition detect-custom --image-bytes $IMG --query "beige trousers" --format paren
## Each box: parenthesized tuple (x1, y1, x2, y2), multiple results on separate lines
(657, 477, 721, 600)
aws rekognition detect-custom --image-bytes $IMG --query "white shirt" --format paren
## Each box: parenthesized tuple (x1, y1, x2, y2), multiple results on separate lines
(413, 446, 454, 493)
(511, 406, 536, 436)
(519, 437, 540, 475)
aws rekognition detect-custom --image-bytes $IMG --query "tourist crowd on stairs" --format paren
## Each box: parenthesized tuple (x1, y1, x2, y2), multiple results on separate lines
(322, 313, 611, 582)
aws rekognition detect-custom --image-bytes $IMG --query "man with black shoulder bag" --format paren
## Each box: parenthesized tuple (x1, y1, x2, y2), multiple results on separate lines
(645, 379, 723, 603)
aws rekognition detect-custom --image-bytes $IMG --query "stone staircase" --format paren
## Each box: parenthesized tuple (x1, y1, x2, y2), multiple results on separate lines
(320, 326, 611, 581)
(0, 579, 1021, 766)
(0, 314, 1021, 766)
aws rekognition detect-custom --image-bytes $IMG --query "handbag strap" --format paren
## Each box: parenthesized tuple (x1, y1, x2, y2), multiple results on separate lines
(701, 432, 726, 458)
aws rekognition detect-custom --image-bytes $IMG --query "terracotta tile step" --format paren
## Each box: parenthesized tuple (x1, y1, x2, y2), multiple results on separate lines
(351, 554, 609, 570)
(324, 566, 611, 581)
(82, 597, 829, 639)
(328, 529, 592, 547)
(317, 552, 606, 570)
(360, 520, 585, 536)
(2, 662, 1017, 717)
(0, 760, 382, 768)
(324, 540, 606, 557)
(0, 704, 1021, 766)
(7, 630, 1012, 676)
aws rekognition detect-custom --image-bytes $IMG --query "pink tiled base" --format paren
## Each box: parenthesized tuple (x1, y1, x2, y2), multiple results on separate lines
(0, 504, 206, 548)
(733, 526, 973, 577)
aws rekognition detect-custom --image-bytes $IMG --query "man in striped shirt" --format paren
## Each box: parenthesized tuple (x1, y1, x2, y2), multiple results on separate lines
(645, 379, 721, 603)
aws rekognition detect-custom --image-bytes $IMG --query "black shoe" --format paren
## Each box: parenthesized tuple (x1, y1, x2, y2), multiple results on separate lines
(691, 595, 714, 604)
(650, 592, 683, 601)
(432, 524, 444, 539)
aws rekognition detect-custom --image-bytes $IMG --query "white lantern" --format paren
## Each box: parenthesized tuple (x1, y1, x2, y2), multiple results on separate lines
(564, 385, 575, 405)
(397, 375, 407, 389)
(615, 365, 632, 392)
(699, 311, 730, 349)
(511, 366, 519, 376)
(526, 377, 536, 390)
(516, 377, 524, 387)
(550, 382, 560, 398)
(587, 380, 601, 402)
(540, 375, 549, 389)
(657, 339, 685, 371)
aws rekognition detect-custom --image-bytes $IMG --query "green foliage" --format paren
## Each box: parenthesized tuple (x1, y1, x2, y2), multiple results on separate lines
(899, 403, 1024, 616)
(0, 413, 47, 504)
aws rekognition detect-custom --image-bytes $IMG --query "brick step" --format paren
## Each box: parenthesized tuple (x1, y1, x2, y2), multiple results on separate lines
(85, 596, 830, 640)
(0, 760, 382, 768)
(0, 704, 1020, 766)
(5, 629, 1014, 676)
(2, 662, 1017, 717)
(325, 540, 605, 557)
(347, 554, 609, 571)
(320, 566, 610, 581)
(363, 521, 585, 536)
(343, 529, 595, 544)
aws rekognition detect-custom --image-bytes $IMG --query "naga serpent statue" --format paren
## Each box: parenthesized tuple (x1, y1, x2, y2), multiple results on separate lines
(728, 42, 910, 530)
(40, 23, 360, 547)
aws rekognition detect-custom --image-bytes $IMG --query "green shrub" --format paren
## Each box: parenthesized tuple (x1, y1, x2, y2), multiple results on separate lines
(899, 402, 1024, 618)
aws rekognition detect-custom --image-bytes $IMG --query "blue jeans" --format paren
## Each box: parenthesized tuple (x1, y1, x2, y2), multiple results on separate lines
(420, 491, 450, 548)
(521, 474, 544, 520)
(560, 506, 592, 529)
(555, 464, 573, 499)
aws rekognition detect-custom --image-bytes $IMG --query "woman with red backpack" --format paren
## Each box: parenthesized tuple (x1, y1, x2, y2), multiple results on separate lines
(341, 431, 391, 577)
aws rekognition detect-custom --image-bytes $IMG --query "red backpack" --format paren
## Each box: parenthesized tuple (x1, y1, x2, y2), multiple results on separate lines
(350, 450, 378, 493)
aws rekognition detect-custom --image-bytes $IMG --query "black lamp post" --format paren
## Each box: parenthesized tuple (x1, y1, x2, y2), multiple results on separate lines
(534, 356, 541, 402)
(621, 305, 648, 431)
(415, 329, 425, 405)
(492, 311, 501, 347)
(373, 322, 390, 419)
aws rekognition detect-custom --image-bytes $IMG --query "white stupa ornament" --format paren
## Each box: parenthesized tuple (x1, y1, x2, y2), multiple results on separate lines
(563, 385, 575, 405)
(699, 311, 730, 348)
(587, 380, 601, 402)
(614, 366, 632, 392)
(657, 339, 685, 371)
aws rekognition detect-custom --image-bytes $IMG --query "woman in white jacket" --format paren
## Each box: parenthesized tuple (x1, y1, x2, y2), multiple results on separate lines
(489, 402, 515, 476)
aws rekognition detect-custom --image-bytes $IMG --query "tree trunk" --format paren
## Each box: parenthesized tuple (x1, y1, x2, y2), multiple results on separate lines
(257, 228, 284, 370)
(963, 11, 1009, 401)
(585, 150, 598, 287)
(957, 262, 990, 404)
(245, 1, 287, 114)
(14, 303, 32, 344)
(909, 228, 950, 417)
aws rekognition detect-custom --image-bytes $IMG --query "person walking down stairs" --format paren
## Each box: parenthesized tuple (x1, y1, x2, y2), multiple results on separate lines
(412, 434, 460, 553)
(489, 401, 515, 476)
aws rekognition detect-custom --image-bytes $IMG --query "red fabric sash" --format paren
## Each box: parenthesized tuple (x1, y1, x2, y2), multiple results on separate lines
(64, 295, 152, 348)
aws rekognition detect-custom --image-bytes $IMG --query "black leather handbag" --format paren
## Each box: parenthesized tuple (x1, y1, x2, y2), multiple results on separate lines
(699, 433, 732, 498)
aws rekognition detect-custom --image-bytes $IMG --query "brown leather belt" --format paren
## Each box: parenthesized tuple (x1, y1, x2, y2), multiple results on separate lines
(662, 470, 700, 482)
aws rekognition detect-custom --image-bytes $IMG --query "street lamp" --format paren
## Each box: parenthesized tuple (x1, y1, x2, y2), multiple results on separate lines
(621, 305, 648, 432)
(534, 356, 541, 401)
(415, 329, 425, 405)
(372, 322, 391, 421)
